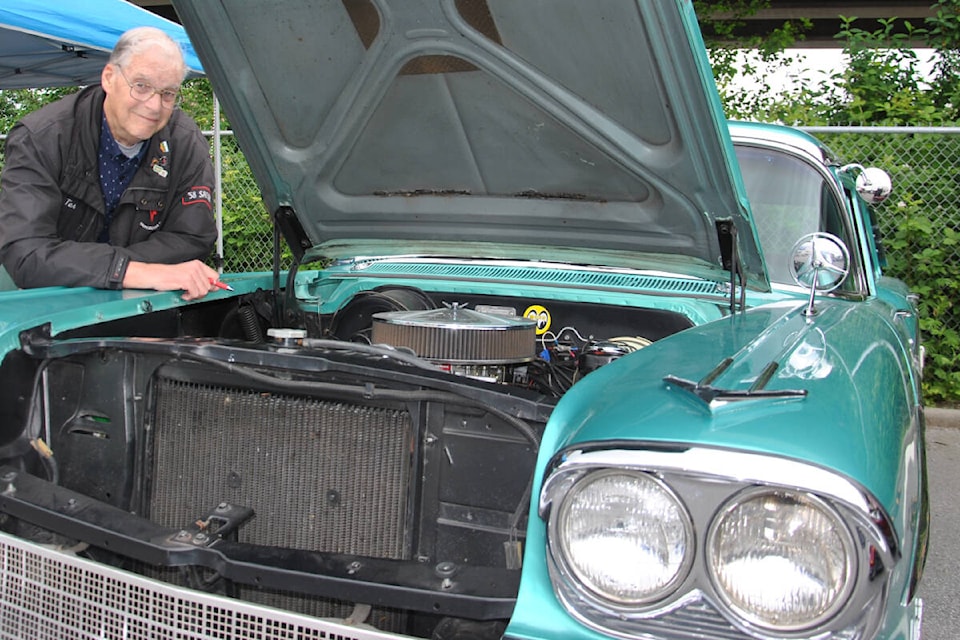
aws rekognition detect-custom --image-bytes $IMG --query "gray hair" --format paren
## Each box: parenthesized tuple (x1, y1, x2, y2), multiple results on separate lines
(109, 26, 187, 81)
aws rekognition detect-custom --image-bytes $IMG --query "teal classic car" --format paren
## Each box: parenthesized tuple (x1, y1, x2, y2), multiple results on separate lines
(0, 1, 926, 639)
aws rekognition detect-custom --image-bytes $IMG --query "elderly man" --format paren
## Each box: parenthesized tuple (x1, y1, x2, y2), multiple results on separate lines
(0, 26, 220, 300)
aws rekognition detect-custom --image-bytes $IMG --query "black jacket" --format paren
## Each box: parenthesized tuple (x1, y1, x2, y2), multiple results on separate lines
(0, 85, 217, 289)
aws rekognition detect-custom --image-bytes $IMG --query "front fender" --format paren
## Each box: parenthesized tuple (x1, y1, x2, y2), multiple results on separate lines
(508, 296, 923, 639)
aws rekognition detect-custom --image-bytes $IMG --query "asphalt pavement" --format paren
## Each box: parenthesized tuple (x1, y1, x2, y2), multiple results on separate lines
(917, 411, 960, 640)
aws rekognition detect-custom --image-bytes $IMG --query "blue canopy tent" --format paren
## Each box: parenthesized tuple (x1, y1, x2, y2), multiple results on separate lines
(0, 0, 202, 89)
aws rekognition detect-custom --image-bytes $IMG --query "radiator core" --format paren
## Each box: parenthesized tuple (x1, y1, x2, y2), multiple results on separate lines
(149, 377, 414, 625)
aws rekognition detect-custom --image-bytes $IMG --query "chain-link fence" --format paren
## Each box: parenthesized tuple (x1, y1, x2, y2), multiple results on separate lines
(808, 129, 960, 403)
(223, 127, 960, 272)
(213, 134, 276, 273)
(805, 126, 960, 255)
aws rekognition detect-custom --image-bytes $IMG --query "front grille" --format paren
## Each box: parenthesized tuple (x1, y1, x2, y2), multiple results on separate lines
(0, 531, 411, 640)
(149, 378, 414, 626)
(630, 600, 749, 640)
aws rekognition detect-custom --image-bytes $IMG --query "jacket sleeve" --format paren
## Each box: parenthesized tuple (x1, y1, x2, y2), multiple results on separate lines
(0, 122, 131, 290)
(120, 120, 217, 265)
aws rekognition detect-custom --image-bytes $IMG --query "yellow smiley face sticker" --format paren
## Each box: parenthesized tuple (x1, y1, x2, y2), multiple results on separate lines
(523, 304, 551, 335)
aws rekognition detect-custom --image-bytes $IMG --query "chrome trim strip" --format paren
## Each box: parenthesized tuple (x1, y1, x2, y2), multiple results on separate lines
(544, 447, 891, 532)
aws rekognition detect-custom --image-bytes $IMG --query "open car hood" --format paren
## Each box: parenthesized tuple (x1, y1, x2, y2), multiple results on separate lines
(173, 0, 766, 287)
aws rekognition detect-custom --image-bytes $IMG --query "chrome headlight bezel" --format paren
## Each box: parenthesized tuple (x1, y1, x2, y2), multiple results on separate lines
(705, 487, 858, 633)
(551, 468, 695, 608)
(540, 446, 899, 640)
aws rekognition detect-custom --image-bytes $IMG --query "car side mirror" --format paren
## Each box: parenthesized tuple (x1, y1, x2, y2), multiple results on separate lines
(840, 164, 893, 204)
(790, 232, 850, 317)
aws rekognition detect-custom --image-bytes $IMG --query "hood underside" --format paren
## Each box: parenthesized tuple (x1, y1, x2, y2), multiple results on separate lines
(174, 0, 766, 286)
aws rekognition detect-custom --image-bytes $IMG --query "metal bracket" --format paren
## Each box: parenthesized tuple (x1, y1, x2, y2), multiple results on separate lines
(171, 502, 255, 547)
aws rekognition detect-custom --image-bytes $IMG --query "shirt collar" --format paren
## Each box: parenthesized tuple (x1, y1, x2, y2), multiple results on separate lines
(100, 112, 147, 162)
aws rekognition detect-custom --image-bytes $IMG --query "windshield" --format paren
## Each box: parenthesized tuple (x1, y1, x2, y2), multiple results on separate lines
(736, 145, 851, 286)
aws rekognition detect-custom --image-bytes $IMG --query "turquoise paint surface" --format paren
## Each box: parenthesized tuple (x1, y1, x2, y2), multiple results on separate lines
(507, 292, 919, 639)
(0, 274, 274, 358)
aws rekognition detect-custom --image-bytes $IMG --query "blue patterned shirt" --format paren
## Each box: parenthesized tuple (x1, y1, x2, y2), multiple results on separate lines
(97, 113, 148, 242)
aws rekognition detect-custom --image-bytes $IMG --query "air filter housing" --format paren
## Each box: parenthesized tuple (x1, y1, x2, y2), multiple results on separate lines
(372, 305, 536, 365)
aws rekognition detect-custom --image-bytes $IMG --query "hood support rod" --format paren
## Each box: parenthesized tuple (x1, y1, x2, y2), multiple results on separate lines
(715, 219, 746, 314)
(271, 206, 313, 327)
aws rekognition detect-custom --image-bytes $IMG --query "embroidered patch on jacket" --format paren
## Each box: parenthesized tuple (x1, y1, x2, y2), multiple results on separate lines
(139, 209, 162, 232)
(182, 186, 213, 210)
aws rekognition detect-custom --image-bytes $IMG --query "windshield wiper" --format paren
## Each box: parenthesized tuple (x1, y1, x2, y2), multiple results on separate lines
(664, 358, 807, 405)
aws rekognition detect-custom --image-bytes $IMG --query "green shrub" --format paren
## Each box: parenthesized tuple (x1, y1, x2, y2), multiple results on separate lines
(880, 198, 960, 403)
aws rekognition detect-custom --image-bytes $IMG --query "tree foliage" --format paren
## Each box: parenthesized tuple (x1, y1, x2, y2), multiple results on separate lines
(883, 201, 960, 402)
(696, 0, 811, 104)
(927, 0, 960, 119)
(711, 0, 960, 126)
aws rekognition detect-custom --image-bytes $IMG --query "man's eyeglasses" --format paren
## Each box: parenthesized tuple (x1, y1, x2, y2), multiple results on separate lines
(115, 66, 181, 108)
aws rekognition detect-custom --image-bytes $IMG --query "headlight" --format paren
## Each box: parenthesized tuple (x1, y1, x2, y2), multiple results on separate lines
(707, 489, 856, 631)
(554, 469, 693, 605)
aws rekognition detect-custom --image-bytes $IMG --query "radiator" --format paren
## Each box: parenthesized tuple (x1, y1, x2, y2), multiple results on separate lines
(149, 377, 414, 626)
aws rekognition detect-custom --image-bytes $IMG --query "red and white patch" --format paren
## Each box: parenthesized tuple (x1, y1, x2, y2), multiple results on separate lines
(182, 185, 213, 210)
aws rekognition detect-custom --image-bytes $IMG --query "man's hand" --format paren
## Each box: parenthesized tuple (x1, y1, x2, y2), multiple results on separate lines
(122, 260, 222, 300)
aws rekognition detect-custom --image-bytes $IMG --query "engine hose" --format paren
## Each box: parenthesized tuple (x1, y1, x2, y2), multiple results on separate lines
(238, 303, 265, 343)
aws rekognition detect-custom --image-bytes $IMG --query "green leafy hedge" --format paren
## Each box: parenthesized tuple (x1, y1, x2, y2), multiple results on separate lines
(884, 204, 960, 402)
